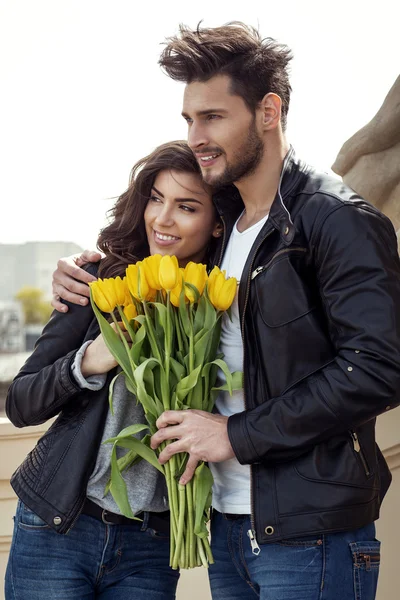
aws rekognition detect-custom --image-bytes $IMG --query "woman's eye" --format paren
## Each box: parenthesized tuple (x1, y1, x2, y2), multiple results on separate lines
(180, 204, 195, 213)
(149, 195, 161, 203)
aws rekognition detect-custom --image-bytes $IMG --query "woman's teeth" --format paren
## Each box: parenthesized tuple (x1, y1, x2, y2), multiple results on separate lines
(155, 231, 179, 241)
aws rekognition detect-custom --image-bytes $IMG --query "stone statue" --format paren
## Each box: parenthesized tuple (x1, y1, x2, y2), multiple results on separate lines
(332, 75, 400, 248)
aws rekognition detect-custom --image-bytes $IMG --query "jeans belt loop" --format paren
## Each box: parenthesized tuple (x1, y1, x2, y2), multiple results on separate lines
(101, 509, 115, 525)
(141, 511, 150, 532)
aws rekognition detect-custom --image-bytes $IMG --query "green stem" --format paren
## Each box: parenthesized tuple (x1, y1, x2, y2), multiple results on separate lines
(110, 311, 135, 377)
(143, 302, 162, 364)
(197, 537, 208, 568)
(172, 484, 186, 569)
(186, 480, 196, 568)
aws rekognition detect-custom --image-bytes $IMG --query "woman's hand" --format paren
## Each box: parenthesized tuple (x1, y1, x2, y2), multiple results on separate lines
(81, 325, 130, 377)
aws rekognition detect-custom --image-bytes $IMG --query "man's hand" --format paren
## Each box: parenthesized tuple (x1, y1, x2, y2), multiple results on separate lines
(51, 250, 102, 312)
(151, 410, 235, 484)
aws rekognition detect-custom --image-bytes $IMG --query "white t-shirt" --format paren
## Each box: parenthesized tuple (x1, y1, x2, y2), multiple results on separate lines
(211, 211, 269, 514)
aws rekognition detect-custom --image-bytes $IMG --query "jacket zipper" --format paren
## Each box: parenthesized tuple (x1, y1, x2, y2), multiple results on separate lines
(350, 431, 370, 476)
(241, 149, 295, 554)
(216, 215, 227, 268)
(64, 496, 86, 534)
(241, 229, 274, 554)
(251, 247, 307, 280)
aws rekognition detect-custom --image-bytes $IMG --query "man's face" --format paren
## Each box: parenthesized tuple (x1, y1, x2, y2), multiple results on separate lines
(182, 75, 264, 187)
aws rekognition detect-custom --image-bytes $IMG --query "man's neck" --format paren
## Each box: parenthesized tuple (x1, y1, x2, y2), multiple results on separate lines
(235, 134, 289, 232)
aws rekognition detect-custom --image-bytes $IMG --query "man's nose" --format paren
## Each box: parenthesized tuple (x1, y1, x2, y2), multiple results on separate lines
(187, 122, 208, 150)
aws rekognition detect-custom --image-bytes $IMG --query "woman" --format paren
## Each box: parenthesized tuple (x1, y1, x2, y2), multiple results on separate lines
(5, 141, 222, 600)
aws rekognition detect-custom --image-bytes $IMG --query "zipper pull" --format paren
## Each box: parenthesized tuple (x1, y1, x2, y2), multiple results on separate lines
(251, 266, 264, 280)
(351, 431, 361, 452)
(247, 529, 261, 555)
(363, 554, 371, 571)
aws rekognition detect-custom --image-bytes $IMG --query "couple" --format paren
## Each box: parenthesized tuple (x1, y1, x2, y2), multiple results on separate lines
(6, 22, 400, 600)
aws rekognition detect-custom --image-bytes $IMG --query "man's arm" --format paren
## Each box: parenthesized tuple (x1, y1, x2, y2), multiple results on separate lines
(51, 250, 102, 312)
(152, 204, 400, 481)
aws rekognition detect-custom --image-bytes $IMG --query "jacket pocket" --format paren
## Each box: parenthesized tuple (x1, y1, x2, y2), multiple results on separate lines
(253, 251, 316, 327)
(350, 431, 371, 477)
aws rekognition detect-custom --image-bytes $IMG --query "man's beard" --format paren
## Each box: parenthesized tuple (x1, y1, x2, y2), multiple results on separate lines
(202, 119, 264, 188)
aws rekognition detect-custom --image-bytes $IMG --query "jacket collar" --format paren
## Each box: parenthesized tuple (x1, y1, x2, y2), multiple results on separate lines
(210, 146, 310, 264)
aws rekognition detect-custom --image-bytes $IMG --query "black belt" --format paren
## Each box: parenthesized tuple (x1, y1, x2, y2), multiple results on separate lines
(82, 498, 170, 534)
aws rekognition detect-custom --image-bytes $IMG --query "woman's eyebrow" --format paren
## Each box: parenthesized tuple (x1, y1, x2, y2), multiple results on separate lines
(152, 186, 203, 205)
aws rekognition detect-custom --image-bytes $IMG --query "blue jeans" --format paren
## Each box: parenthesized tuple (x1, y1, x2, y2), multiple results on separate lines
(209, 511, 380, 600)
(5, 501, 179, 599)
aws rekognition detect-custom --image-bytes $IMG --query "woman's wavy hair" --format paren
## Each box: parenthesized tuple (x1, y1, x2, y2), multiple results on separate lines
(159, 22, 293, 131)
(97, 140, 214, 279)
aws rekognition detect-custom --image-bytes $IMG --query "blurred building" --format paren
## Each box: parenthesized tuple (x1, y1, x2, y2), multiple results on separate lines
(0, 241, 83, 302)
(0, 303, 24, 353)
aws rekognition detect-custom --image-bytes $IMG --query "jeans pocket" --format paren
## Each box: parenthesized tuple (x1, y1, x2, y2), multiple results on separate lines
(350, 540, 380, 600)
(277, 535, 323, 547)
(18, 502, 50, 531)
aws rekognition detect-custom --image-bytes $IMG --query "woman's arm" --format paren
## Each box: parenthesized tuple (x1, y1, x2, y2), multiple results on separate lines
(6, 298, 97, 427)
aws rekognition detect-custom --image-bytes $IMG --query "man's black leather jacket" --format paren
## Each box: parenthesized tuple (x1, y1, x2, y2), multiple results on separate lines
(7, 148, 400, 542)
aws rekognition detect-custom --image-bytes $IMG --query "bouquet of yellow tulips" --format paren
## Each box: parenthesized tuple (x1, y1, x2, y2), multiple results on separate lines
(89, 255, 241, 569)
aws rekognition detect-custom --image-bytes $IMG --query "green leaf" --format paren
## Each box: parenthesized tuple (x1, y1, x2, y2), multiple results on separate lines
(176, 364, 202, 403)
(109, 444, 137, 519)
(170, 357, 186, 382)
(184, 282, 200, 303)
(193, 294, 206, 336)
(194, 462, 214, 538)
(133, 358, 161, 417)
(103, 423, 149, 445)
(90, 297, 133, 380)
(179, 295, 192, 338)
(108, 371, 124, 416)
(130, 323, 147, 365)
(114, 437, 165, 474)
(153, 302, 168, 332)
(211, 370, 243, 393)
(116, 305, 136, 342)
(193, 329, 213, 367)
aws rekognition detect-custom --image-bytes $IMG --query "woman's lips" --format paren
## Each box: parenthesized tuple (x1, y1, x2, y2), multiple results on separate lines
(153, 230, 181, 247)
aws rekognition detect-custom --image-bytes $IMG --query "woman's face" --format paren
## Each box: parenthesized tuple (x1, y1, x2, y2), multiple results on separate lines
(144, 169, 221, 266)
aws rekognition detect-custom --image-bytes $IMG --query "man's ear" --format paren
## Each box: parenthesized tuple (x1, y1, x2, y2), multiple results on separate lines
(260, 93, 282, 131)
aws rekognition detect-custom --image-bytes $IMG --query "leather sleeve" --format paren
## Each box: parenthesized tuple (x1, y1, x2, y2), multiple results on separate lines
(6, 265, 99, 428)
(228, 204, 400, 464)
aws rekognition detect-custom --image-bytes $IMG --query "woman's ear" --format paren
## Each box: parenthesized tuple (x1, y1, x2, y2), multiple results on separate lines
(212, 221, 224, 238)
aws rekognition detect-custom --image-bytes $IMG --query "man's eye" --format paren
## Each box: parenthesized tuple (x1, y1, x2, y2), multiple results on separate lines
(184, 117, 193, 124)
(207, 114, 220, 121)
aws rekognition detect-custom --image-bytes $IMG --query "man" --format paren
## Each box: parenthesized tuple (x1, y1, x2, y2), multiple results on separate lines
(52, 23, 400, 600)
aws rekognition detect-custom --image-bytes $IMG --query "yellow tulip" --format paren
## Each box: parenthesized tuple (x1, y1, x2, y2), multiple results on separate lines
(142, 255, 162, 290)
(123, 303, 137, 321)
(122, 277, 132, 306)
(89, 279, 117, 313)
(159, 255, 179, 292)
(114, 276, 128, 306)
(207, 268, 237, 311)
(170, 269, 185, 307)
(126, 262, 151, 302)
(183, 262, 208, 303)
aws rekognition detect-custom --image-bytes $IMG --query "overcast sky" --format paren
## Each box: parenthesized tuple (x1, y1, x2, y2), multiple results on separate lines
(1, 0, 398, 250)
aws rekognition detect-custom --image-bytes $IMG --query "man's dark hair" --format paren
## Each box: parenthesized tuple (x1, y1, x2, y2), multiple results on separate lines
(159, 22, 293, 130)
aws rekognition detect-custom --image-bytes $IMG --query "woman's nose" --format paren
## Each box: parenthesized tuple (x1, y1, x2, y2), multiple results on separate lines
(154, 205, 174, 227)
